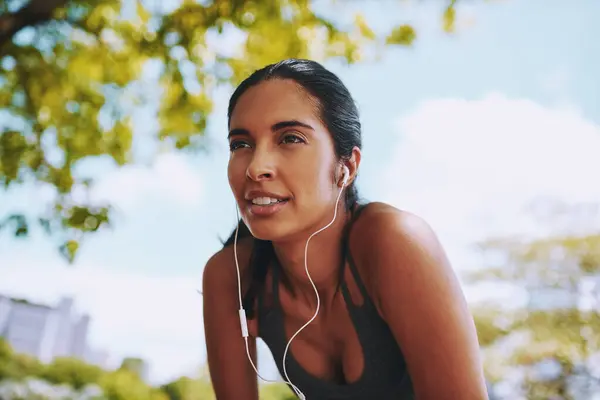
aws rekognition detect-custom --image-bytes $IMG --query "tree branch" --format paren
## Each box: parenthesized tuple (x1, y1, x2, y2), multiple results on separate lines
(0, 0, 68, 52)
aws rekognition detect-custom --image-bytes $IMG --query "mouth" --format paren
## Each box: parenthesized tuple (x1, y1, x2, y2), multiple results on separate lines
(245, 196, 290, 217)
(248, 197, 289, 206)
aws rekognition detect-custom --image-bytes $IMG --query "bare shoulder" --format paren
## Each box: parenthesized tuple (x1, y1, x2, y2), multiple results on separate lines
(350, 201, 454, 312)
(351, 201, 438, 264)
(202, 236, 254, 295)
(351, 203, 488, 399)
(355, 201, 431, 230)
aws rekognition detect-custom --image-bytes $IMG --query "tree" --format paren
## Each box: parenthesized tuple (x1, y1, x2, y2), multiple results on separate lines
(0, 338, 13, 379)
(100, 369, 168, 400)
(468, 200, 600, 399)
(0, 0, 459, 262)
(118, 357, 147, 380)
(0, 338, 299, 399)
(159, 365, 297, 400)
(259, 382, 297, 400)
(40, 356, 105, 390)
(160, 376, 216, 400)
(0, 338, 44, 381)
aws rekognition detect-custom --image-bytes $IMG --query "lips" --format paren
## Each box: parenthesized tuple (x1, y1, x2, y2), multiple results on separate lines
(249, 196, 285, 205)
(245, 190, 289, 202)
(244, 190, 290, 217)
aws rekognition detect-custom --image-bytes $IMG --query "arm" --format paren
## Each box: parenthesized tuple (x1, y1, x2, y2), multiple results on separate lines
(366, 208, 488, 400)
(202, 247, 259, 400)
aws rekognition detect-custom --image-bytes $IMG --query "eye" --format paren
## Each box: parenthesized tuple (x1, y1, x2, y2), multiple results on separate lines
(229, 140, 251, 151)
(280, 133, 306, 145)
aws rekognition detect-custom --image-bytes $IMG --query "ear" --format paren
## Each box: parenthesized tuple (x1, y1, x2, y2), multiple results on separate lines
(341, 146, 361, 186)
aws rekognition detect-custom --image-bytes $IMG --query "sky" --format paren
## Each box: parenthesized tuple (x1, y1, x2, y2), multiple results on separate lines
(1, 0, 599, 385)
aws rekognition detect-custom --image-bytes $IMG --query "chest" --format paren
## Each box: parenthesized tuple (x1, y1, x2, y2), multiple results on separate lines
(251, 261, 383, 385)
(277, 290, 366, 385)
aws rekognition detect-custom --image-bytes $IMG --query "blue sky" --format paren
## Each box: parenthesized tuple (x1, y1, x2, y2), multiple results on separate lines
(1, 0, 599, 384)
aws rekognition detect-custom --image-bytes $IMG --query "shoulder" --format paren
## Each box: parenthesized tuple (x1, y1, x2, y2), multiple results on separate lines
(202, 236, 254, 295)
(350, 203, 488, 398)
(352, 201, 433, 238)
(350, 202, 453, 312)
(351, 201, 441, 267)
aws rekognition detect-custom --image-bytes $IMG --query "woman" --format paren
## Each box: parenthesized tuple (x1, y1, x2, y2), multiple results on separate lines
(203, 59, 488, 400)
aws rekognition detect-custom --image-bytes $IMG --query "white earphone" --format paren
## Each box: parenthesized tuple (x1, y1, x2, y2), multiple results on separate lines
(233, 165, 350, 400)
(341, 165, 349, 187)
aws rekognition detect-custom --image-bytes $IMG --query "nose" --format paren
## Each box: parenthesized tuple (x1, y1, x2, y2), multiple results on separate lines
(246, 148, 275, 182)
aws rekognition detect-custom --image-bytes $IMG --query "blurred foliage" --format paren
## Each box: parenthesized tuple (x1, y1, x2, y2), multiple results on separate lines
(160, 376, 216, 400)
(470, 234, 600, 285)
(0, 339, 45, 381)
(260, 382, 297, 400)
(99, 369, 168, 400)
(40, 357, 104, 390)
(468, 203, 600, 399)
(472, 305, 514, 348)
(118, 356, 147, 379)
(0, 0, 460, 262)
(0, 337, 295, 399)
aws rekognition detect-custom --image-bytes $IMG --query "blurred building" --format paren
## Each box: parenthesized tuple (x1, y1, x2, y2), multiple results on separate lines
(0, 294, 108, 368)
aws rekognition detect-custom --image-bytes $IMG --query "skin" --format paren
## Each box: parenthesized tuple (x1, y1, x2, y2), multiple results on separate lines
(203, 79, 489, 400)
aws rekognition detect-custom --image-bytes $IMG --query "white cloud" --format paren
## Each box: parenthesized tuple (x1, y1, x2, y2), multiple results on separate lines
(91, 153, 203, 211)
(380, 94, 600, 269)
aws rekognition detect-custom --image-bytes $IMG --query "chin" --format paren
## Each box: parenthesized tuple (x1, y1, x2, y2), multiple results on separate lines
(244, 218, 294, 242)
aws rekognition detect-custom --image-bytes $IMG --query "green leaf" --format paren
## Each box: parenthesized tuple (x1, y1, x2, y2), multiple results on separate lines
(443, 1, 457, 33)
(385, 25, 417, 46)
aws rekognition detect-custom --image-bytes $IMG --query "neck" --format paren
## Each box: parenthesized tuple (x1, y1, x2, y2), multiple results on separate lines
(272, 205, 350, 302)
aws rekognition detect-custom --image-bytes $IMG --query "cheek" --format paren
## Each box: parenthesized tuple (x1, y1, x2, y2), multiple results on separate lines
(292, 157, 335, 203)
(314, 167, 336, 200)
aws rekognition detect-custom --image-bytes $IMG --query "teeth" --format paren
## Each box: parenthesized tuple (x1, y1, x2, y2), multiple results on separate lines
(251, 197, 281, 205)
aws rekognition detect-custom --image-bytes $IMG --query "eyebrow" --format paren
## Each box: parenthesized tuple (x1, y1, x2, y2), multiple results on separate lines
(227, 120, 315, 139)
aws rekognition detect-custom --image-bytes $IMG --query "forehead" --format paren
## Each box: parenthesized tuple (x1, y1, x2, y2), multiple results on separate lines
(229, 79, 322, 130)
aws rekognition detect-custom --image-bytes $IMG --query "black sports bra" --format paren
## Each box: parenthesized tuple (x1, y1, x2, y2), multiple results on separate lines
(257, 204, 414, 399)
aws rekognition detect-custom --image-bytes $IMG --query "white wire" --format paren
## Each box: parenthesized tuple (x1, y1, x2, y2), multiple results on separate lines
(281, 183, 345, 399)
(234, 179, 346, 400)
(234, 208, 305, 398)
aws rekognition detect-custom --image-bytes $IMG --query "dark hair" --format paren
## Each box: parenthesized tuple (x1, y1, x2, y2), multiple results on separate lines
(223, 58, 362, 318)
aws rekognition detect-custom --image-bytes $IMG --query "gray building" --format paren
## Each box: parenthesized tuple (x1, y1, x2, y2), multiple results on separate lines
(0, 294, 106, 367)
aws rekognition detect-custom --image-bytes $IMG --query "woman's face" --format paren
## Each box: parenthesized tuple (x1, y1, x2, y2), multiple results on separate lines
(227, 79, 341, 241)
